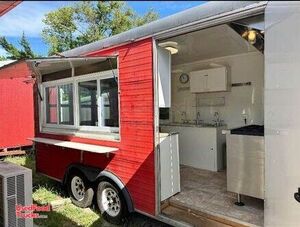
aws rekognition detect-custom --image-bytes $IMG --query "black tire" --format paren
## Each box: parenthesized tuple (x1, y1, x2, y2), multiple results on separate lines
(97, 181, 127, 224)
(67, 171, 94, 208)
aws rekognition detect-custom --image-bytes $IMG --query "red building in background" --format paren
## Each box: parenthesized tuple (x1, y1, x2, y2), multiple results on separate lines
(0, 1, 34, 152)
(0, 61, 34, 151)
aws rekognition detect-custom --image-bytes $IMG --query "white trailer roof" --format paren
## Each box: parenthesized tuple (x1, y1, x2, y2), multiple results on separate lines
(0, 60, 16, 68)
(62, 1, 267, 57)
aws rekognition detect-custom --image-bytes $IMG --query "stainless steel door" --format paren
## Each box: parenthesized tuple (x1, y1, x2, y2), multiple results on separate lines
(227, 134, 264, 199)
(265, 2, 300, 226)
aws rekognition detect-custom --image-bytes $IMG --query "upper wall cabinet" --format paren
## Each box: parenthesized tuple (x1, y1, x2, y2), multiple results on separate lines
(190, 67, 229, 93)
(157, 46, 171, 107)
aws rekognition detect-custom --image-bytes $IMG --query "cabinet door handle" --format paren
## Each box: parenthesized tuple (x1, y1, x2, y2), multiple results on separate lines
(294, 188, 300, 203)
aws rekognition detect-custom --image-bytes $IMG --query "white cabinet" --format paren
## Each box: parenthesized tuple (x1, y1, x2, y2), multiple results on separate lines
(190, 67, 229, 93)
(161, 126, 226, 171)
(157, 46, 171, 107)
(160, 133, 180, 201)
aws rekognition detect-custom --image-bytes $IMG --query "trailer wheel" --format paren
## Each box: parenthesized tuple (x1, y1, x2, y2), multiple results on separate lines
(97, 181, 127, 224)
(67, 172, 94, 208)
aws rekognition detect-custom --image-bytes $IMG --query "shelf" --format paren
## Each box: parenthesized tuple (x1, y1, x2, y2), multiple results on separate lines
(30, 137, 118, 154)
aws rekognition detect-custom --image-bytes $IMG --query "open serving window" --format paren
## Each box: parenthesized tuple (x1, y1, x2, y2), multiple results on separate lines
(27, 56, 120, 141)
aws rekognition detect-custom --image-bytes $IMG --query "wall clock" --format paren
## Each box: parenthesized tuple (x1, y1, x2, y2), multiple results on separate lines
(179, 73, 189, 84)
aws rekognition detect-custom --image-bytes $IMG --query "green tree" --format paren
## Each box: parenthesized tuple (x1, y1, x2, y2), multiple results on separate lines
(20, 32, 36, 58)
(0, 32, 36, 60)
(42, 1, 158, 55)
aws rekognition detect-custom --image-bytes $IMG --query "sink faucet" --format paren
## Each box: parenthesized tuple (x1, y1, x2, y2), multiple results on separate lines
(194, 111, 203, 125)
(181, 111, 189, 124)
(213, 111, 224, 126)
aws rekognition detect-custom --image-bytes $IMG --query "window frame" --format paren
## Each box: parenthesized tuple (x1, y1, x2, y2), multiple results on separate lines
(58, 83, 74, 125)
(45, 86, 58, 124)
(41, 69, 119, 134)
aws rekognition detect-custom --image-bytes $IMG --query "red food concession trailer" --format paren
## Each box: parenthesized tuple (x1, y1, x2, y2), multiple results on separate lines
(24, 1, 300, 226)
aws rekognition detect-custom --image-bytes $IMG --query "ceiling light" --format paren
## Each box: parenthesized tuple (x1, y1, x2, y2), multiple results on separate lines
(165, 46, 178, 54)
(242, 29, 257, 45)
(248, 30, 257, 45)
(158, 41, 179, 55)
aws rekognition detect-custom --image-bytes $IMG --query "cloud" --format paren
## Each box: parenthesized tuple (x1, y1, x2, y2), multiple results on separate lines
(0, 1, 75, 38)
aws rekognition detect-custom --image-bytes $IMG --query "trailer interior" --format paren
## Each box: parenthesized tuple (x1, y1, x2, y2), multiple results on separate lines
(158, 15, 265, 226)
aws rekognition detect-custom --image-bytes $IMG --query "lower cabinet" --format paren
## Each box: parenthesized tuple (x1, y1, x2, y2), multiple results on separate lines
(161, 126, 226, 172)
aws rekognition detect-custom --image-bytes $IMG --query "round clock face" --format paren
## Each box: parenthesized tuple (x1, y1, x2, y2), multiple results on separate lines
(179, 73, 189, 84)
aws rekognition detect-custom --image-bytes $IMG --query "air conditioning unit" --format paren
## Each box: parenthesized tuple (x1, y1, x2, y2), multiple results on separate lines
(0, 161, 33, 227)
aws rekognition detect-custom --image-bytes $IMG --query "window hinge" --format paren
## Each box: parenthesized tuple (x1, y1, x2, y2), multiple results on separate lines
(37, 86, 43, 101)
(108, 58, 118, 83)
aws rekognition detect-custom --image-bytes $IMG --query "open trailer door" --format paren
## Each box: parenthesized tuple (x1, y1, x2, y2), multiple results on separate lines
(265, 2, 300, 226)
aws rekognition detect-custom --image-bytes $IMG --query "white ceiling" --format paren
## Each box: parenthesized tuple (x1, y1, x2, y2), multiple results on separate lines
(159, 24, 258, 66)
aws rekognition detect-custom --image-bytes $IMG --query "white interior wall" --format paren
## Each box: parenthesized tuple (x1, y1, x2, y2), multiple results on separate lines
(169, 52, 264, 129)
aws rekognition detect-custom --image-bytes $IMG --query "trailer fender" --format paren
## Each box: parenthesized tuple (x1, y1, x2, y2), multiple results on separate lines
(63, 164, 134, 213)
(64, 164, 99, 184)
(96, 171, 134, 213)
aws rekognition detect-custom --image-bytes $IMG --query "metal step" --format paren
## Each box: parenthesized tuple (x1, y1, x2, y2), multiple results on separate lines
(162, 203, 253, 227)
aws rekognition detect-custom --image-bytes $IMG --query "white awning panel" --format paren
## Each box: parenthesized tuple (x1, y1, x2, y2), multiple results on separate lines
(26, 56, 116, 75)
(30, 137, 118, 154)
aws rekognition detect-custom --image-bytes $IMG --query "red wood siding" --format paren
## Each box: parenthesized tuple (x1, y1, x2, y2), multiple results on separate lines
(0, 60, 31, 79)
(35, 38, 156, 215)
(0, 77, 34, 149)
(36, 143, 81, 180)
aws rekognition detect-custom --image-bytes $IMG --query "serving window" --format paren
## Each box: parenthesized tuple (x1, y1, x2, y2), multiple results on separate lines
(78, 80, 98, 126)
(58, 84, 74, 125)
(45, 86, 58, 124)
(41, 69, 119, 139)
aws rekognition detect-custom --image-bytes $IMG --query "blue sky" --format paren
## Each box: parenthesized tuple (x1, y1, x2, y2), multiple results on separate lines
(0, 1, 206, 57)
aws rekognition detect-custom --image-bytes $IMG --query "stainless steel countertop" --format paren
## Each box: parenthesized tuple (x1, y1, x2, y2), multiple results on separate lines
(159, 132, 179, 138)
(160, 122, 227, 128)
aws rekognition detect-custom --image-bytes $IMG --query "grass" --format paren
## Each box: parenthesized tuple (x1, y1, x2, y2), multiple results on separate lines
(3, 153, 167, 227)
(3, 154, 102, 227)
